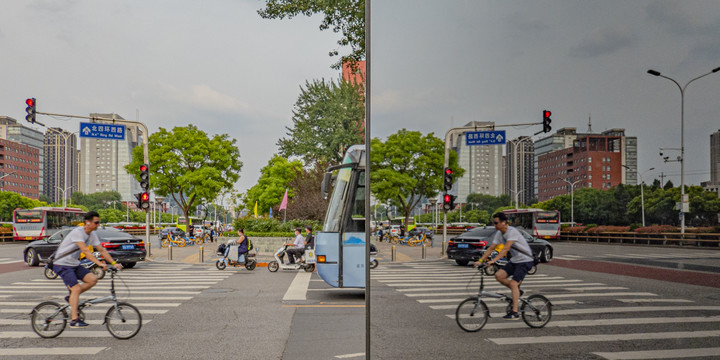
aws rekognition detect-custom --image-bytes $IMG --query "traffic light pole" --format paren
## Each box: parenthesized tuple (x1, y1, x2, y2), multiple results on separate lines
(33, 111, 152, 256)
(441, 121, 544, 254)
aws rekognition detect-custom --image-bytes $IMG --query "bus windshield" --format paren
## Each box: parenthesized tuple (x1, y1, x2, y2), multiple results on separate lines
(14, 210, 43, 223)
(535, 211, 560, 230)
(323, 167, 353, 232)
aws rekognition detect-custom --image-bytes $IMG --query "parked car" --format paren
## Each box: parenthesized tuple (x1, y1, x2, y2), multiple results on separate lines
(23, 227, 146, 268)
(447, 226, 553, 266)
(158, 226, 186, 240)
(388, 225, 401, 236)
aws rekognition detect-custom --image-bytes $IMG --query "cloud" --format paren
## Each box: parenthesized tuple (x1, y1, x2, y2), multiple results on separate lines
(570, 26, 636, 58)
(155, 83, 250, 114)
(645, 0, 720, 37)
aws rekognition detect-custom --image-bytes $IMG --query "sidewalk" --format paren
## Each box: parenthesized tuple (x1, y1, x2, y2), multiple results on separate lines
(145, 237, 275, 265)
(372, 237, 446, 263)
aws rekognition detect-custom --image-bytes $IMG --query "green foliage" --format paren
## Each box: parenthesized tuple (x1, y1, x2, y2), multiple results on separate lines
(125, 125, 242, 228)
(243, 155, 303, 215)
(629, 223, 643, 231)
(371, 130, 463, 227)
(258, 0, 365, 69)
(277, 79, 364, 165)
(0, 191, 46, 221)
(70, 191, 123, 211)
(232, 217, 321, 235)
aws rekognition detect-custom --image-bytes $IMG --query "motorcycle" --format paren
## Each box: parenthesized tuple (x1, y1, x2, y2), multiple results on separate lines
(267, 244, 316, 273)
(216, 241, 257, 271)
(44, 251, 106, 280)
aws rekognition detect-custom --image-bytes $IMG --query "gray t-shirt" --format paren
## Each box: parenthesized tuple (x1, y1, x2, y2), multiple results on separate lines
(491, 227, 534, 264)
(53, 227, 101, 267)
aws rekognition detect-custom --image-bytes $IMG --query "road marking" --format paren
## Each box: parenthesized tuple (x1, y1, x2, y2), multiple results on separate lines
(0, 259, 22, 265)
(382, 279, 583, 286)
(431, 300, 578, 309)
(0, 331, 112, 338)
(282, 305, 364, 308)
(375, 276, 565, 282)
(283, 272, 312, 301)
(2, 308, 167, 314)
(417, 292, 658, 303)
(0, 319, 148, 325)
(593, 347, 720, 359)
(617, 298, 693, 303)
(553, 305, 720, 315)
(0, 301, 180, 307)
(0, 285, 210, 290)
(404, 287, 629, 297)
(0, 347, 107, 355)
(489, 330, 720, 345)
(0, 290, 201, 294)
(397, 283, 614, 292)
(553, 256, 580, 260)
(335, 352, 365, 358)
(472, 316, 720, 330)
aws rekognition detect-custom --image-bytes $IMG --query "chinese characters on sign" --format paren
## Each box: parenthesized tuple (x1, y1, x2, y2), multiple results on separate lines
(79, 122, 126, 140)
(465, 130, 506, 146)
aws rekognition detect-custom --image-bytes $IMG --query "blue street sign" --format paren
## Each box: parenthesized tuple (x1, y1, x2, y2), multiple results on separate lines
(79, 122, 126, 140)
(466, 130, 506, 145)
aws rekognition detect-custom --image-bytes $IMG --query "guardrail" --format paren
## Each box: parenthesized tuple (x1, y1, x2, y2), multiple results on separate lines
(561, 231, 720, 248)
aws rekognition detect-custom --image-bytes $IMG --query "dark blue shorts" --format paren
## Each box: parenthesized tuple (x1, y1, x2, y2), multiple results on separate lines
(500, 261, 535, 283)
(53, 265, 92, 288)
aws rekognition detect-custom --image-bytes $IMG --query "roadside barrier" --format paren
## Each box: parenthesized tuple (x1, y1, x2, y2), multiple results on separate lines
(391, 245, 396, 262)
(561, 231, 720, 248)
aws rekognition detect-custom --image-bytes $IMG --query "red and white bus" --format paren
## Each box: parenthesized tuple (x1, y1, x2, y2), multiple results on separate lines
(502, 209, 561, 240)
(13, 207, 86, 240)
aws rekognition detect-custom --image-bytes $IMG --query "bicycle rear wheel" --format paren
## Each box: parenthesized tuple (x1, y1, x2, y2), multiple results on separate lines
(178, 238, 187, 247)
(161, 239, 170, 248)
(31, 301, 67, 338)
(455, 297, 489, 332)
(521, 294, 552, 328)
(105, 302, 142, 339)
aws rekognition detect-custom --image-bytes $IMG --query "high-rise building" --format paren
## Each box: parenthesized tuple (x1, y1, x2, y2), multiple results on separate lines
(453, 121, 505, 203)
(0, 116, 44, 195)
(79, 114, 142, 202)
(0, 138, 41, 199)
(537, 134, 625, 201)
(505, 136, 535, 205)
(534, 127, 637, 198)
(44, 128, 79, 204)
(711, 129, 720, 185)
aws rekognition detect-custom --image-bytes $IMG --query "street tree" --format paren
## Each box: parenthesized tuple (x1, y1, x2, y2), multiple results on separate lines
(286, 163, 329, 221)
(370, 130, 464, 228)
(0, 191, 45, 222)
(243, 155, 303, 216)
(258, 0, 364, 69)
(126, 125, 242, 230)
(71, 191, 123, 211)
(277, 79, 364, 165)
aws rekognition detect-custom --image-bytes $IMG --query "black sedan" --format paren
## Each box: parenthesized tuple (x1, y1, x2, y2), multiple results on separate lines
(447, 226, 553, 266)
(23, 227, 146, 268)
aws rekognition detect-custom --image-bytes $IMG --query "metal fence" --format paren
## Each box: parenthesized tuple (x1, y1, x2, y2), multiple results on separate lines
(560, 231, 720, 248)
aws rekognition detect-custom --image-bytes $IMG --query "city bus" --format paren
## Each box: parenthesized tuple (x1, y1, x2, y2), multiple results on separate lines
(316, 145, 366, 288)
(13, 207, 86, 240)
(502, 208, 561, 240)
(176, 216, 203, 233)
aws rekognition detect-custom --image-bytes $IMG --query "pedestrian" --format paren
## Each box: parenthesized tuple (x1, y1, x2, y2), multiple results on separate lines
(53, 211, 123, 328)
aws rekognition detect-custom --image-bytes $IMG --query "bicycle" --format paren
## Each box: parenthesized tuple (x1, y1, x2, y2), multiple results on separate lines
(455, 264, 552, 332)
(30, 266, 142, 339)
(161, 233, 187, 248)
(407, 233, 432, 247)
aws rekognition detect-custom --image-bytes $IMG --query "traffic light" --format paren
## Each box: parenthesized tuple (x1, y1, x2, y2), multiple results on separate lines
(139, 164, 150, 211)
(25, 98, 36, 123)
(443, 167, 453, 192)
(442, 193, 456, 211)
(135, 193, 143, 209)
(542, 110, 552, 133)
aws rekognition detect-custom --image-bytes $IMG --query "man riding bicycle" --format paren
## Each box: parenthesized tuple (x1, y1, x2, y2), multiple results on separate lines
(474, 212, 534, 320)
(53, 211, 122, 328)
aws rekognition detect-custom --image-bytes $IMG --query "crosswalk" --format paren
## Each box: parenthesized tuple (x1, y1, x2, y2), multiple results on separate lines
(0, 262, 232, 357)
(0, 258, 23, 265)
(372, 260, 720, 360)
(552, 251, 720, 261)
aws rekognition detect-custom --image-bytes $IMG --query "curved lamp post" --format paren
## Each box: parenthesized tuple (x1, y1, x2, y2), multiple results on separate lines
(646, 66, 720, 233)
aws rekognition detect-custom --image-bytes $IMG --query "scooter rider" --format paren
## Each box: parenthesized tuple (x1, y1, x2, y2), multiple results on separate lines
(285, 228, 305, 264)
(304, 226, 314, 249)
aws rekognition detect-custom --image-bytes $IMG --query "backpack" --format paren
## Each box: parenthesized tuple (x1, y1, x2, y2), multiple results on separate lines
(216, 243, 226, 255)
(247, 238, 253, 251)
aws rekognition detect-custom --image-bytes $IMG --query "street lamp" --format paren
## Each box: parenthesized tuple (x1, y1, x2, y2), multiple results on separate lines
(46, 128, 78, 207)
(558, 177, 582, 225)
(429, 198, 438, 231)
(647, 66, 720, 233)
(0, 171, 17, 190)
(156, 196, 165, 227)
(509, 137, 533, 210)
(623, 165, 655, 226)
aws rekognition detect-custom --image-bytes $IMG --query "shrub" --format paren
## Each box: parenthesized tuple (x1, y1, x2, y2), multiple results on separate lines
(634, 225, 678, 233)
(629, 223, 642, 231)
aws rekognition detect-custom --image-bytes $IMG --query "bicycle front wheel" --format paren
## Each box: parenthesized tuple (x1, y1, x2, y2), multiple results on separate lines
(105, 302, 142, 339)
(521, 294, 552, 328)
(389, 237, 399, 245)
(161, 239, 170, 248)
(178, 238, 187, 247)
(455, 297, 489, 332)
(31, 301, 67, 338)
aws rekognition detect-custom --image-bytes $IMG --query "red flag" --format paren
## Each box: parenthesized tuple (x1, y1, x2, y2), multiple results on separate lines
(279, 189, 289, 211)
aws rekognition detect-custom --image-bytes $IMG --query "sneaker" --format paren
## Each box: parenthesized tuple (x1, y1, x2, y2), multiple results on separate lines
(503, 312, 520, 320)
(64, 296, 70, 303)
(69, 319, 89, 328)
(519, 289, 524, 297)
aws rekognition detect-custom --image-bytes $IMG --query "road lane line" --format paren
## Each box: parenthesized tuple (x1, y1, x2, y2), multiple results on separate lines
(489, 330, 720, 345)
(430, 300, 578, 309)
(0, 301, 181, 307)
(382, 279, 583, 287)
(0, 347, 107, 355)
(283, 272, 312, 301)
(452, 316, 720, 330)
(0, 319, 149, 326)
(335, 352, 365, 358)
(617, 298, 693, 303)
(1, 308, 168, 314)
(0, 331, 112, 338)
(593, 347, 720, 359)
(0, 290, 201, 294)
(397, 283, 614, 292)
(554, 305, 720, 315)
(0, 285, 210, 290)
(418, 292, 658, 303)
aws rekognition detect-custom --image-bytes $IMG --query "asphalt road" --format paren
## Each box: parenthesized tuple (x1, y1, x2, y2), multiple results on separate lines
(2, 240, 720, 359)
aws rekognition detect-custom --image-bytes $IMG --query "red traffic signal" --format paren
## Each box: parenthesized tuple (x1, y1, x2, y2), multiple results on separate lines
(444, 194, 451, 202)
(25, 98, 36, 123)
(26, 98, 35, 107)
(141, 193, 149, 201)
(445, 168, 452, 175)
(139, 164, 148, 172)
(544, 110, 551, 118)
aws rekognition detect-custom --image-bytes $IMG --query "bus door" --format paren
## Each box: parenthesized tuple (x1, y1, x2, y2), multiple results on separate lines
(316, 165, 366, 288)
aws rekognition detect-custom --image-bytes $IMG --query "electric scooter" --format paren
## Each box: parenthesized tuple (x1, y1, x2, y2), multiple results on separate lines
(216, 241, 257, 271)
(267, 244, 316, 272)
(369, 243, 379, 269)
(44, 252, 106, 280)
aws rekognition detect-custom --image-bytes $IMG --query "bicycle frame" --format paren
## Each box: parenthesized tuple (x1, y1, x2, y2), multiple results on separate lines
(474, 267, 531, 314)
(43, 269, 125, 324)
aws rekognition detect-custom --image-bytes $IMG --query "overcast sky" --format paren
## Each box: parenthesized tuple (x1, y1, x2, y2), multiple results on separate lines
(372, 0, 720, 187)
(2, 1, 719, 200)
(0, 0, 343, 196)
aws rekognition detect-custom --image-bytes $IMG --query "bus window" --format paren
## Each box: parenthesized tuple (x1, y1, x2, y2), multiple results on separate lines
(323, 167, 352, 232)
(346, 171, 365, 233)
(15, 210, 42, 223)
